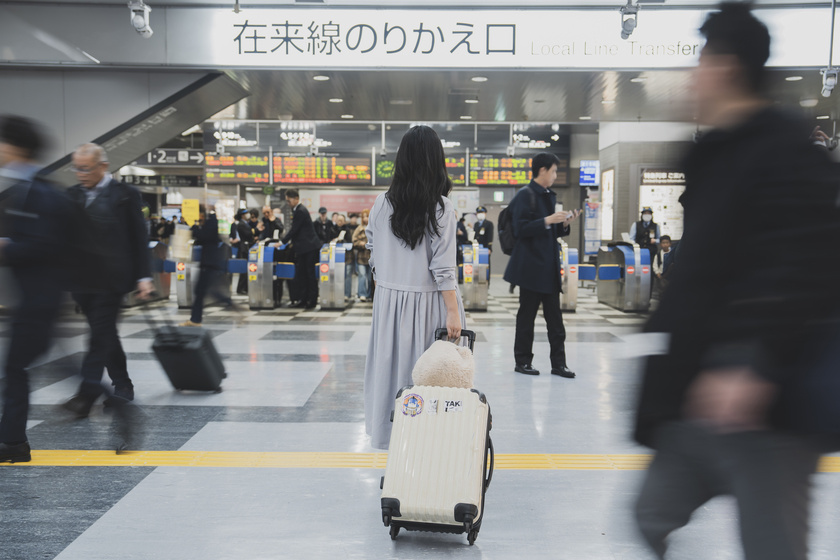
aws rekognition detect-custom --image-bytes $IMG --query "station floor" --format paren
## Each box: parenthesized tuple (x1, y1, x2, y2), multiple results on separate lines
(1, 279, 839, 560)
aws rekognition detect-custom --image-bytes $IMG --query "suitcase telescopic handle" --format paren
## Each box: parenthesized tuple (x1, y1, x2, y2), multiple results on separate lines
(434, 328, 476, 351)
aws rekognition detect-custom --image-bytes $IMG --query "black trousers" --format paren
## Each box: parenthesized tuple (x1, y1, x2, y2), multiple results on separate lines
(191, 267, 232, 323)
(73, 292, 132, 397)
(0, 299, 60, 443)
(294, 249, 320, 307)
(514, 286, 567, 369)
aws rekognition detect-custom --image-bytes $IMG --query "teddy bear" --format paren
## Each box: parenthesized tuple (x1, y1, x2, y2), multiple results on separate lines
(411, 339, 475, 389)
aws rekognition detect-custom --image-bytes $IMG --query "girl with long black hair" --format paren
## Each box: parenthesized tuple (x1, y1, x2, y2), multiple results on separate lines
(363, 125, 466, 450)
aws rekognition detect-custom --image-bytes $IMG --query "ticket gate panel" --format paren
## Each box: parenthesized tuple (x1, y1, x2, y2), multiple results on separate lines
(248, 244, 276, 310)
(559, 242, 579, 312)
(460, 242, 489, 311)
(596, 243, 651, 312)
(175, 242, 233, 309)
(123, 241, 171, 307)
(319, 241, 346, 310)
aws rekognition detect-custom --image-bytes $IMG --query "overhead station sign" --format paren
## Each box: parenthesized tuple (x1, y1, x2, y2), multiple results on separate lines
(165, 8, 838, 69)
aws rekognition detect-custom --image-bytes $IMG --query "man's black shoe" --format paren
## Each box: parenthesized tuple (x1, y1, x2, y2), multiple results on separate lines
(305, 302, 318, 310)
(0, 441, 31, 463)
(515, 364, 540, 376)
(62, 394, 97, 419)
(104, 384, 134, 408)
(551, 366, 576, 379)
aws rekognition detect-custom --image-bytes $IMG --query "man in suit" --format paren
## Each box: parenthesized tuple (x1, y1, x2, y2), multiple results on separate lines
(503, 153, 580, 379)
(0, 116, 69, 462)
(473, 206, 494, 285)
(62, 143, 152, 419)
(282, 189, 322, 309)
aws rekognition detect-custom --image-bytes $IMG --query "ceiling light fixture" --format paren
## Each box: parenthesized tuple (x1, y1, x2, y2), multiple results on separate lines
(471, 76, 488, 83)
(329, 98, 343, 103)
(601, 99, 616, 104)
(341, 114, 354, 119)
(465, 98, 479, 104)
(620, 0, 639, 41)
(816, 115, 831, 120)
(313, 75, 330, 81)
(460, 116, 473, 120)
(579, 116, 593, 121)
(630, 76, 647, 83)
(785, 76, 803, 82)
(800, 97, 819, 108)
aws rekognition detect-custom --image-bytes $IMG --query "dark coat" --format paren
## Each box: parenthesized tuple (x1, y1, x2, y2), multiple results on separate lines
(66, 178, 151, 295)
(0, 174, 68, 309)
(502, 180, 570, 294)
(260, 216, 284, 241)
(634, 107, 840, 447)
(473, 219, 494, 251)
(313, 218, 336, 244)
(194, 213, 224, 270)
(282, 204, 321, 254)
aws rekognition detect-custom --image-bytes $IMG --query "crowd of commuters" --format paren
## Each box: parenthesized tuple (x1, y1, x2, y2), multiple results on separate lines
(2, 4, 840, 559)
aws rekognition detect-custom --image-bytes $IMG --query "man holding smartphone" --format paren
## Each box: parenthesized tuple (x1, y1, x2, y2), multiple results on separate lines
(503, 153, 580, 378)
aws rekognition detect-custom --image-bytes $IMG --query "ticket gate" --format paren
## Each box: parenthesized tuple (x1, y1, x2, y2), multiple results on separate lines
(248, 244, 277, 310)
(123, 241, 171, 307)
(596, 242, 651, 312)
(559, 240, 579, 312)
(175, 242, 233, 309)
(318, 241, 348, 310)
(459, 242, 490, 311)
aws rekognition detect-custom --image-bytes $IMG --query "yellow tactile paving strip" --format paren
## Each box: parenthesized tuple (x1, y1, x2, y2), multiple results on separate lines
(3, 451, 840, 472)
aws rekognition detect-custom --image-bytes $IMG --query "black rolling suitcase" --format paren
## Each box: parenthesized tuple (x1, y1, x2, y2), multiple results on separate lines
(150, 319, 227, 393)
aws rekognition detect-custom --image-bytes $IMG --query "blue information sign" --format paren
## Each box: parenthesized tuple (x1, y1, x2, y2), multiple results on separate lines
(580, 160, 600, 187)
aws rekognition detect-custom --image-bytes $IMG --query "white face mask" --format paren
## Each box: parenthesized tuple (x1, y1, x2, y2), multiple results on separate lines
(642, 214, 652, 223)
(273, 212, 282, 219)
(477, 213, 486, 221)
(243, 214, 250, 221)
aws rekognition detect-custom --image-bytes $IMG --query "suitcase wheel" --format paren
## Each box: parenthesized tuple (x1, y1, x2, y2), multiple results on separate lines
(222, 372, 228, 379)
(389, 525, 399, 541)
(214, 386, 223, 393)
(468, 528, 478, 546)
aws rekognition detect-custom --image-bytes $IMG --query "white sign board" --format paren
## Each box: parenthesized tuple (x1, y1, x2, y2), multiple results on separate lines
(639, 169, 686, 240)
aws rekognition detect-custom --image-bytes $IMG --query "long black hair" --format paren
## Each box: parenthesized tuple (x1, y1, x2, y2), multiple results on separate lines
(386, 126, 453, 249)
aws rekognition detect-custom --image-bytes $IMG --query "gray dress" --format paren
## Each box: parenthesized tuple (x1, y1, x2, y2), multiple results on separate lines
(364, 193, 466, 450)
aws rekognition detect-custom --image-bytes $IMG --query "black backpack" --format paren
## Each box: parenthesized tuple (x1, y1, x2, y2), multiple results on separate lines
(497, 187, 536, 255)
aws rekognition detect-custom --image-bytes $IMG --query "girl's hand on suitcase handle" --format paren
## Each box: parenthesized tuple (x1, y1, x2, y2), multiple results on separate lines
(446, 309, 461, 341)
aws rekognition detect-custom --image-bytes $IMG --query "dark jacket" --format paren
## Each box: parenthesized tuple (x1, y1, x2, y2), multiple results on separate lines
(313, 217, 335, 244)
(474, 219, 494, 251)
(260, 216, 284, 241)
(0, 172, 68, 309)
(66, 178, 151, 295)
(634, 107, 840, 447)
(194, 213, 224, 270)
(282, 204, 321, 254)
(502, 180, 570, 294)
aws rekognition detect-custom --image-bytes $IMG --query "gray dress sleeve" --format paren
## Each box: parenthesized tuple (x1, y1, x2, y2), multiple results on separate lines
(428, 200, 458, 291)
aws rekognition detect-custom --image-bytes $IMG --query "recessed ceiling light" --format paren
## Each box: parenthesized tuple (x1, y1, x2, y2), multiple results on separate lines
(329, 98, 343, 103)
(389, 99, 413, 105)
(579, 116, 592, 121)
(471, 76, 488, 83)
(341, 114, 354, 119)
(785, 76, 804, 82)
(601, 99, 616, 104)
(465, 99, 479, 104)
(800, 98, 819, 108)
(313, 75, 330, 81)
(460, 115, 473, 120)
(816, 115, 831, 120)
(630, 77, 647, 83)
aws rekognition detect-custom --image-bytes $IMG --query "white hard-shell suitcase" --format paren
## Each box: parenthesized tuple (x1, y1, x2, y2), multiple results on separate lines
(380, 329, 494, 545)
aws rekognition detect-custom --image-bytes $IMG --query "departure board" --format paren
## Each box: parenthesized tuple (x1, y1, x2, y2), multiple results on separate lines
(205, 153, 270, 184)
(273, 156, 372, 185)
(446, 156, 467, 186)
(469, 155, 568, 186)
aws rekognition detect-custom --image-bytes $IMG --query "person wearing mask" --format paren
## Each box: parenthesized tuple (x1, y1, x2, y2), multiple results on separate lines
(62, 143, 152, 418)
(364, 125, 465, 450)
(0, 116, 69, 462)
(314, 206, 336, 245)
(231, 209, 255, 295)
(633, 5, 840, 558)
(282, 189, 321, 309)
(353, 209, 372, 302)
(473, 206, 495, 284)
(629, 207, 660, 265)
(503, 152, 579, 379)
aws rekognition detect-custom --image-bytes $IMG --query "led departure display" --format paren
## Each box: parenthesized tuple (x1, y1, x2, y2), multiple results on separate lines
(446, 156, 467, 186)
(204, 153, 270, 184)
(469, 155, 568, 186)
(273, 156, 372, 185)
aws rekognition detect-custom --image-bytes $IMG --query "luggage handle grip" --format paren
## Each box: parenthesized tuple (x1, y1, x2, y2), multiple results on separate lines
(485, 436, 494, 491)
(434, 328, 476, 352)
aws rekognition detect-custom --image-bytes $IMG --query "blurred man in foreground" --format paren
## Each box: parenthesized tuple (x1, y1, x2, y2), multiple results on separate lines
(633, 4, 840, 559)
(0, 116, 67, 462)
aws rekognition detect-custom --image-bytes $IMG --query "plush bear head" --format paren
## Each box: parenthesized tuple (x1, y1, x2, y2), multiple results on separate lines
(411, 340, 475, 389)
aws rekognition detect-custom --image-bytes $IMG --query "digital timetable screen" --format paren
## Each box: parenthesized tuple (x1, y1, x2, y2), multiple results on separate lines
(272, 156, 372, 185)
(204, 153, 270, 184)
(469, 155, 568, 186)
(445, 156, 467, 186)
